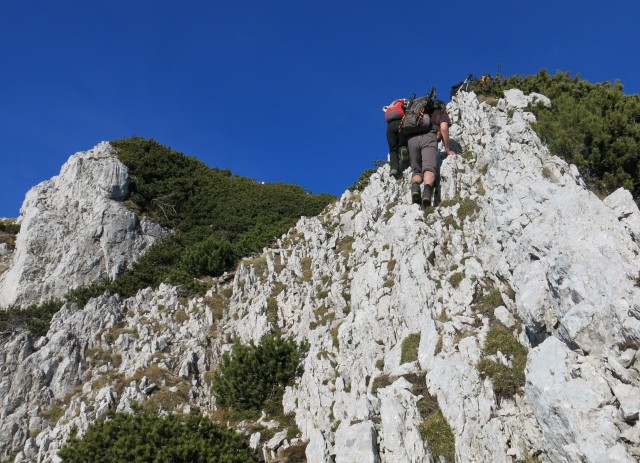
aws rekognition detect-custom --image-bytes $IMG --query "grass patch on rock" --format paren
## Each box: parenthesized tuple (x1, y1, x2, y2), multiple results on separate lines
(448, 272, 464, 289)
(400, 333, 421, 364)
(419, 410, 456, 462)
(457, 197, 479, 221)
(337, 236, 355, 257)
(473, 288, 504, 317)
(477, 322, 528, 401)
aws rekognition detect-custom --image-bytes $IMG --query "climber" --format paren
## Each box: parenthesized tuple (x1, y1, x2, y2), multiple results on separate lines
(408, 98, 455, 208)
(382, 98, 409, 179)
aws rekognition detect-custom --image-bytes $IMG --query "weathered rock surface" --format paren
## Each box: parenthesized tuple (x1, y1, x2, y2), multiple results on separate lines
(2, 90, 640, 462)
(0, 142, 165, 308)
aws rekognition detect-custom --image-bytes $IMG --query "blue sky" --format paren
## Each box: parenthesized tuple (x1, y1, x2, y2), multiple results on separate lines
(1, 0, 638, 218)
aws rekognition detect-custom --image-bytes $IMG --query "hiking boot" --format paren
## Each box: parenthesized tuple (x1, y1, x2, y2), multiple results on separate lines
(390, 168, 398, 177)
(411, 183, 421, 205)
(422, 184, 433, 208)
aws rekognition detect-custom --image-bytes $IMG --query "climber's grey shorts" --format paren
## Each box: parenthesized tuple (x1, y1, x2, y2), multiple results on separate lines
(408, 133, 437, 178)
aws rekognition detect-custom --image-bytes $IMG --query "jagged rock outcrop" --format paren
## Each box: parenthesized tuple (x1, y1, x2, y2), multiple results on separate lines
(0, 142, 166, 308)
(2, 90, 640, 463)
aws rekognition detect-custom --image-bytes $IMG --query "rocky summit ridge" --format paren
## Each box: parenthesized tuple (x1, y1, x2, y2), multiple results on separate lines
(1, 89, 640, 463)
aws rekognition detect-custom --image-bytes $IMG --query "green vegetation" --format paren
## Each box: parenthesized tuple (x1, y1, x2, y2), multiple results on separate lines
(414, 381, 455, 463)
(477, 322, 528, 401)
(267, 297, 279, 325)
(301, 257, 313, 281)
(400, 333, 421, 364)
(371, 373, 392, 393)
(337, 235, 355, 257)
(211, 332, 308, 413)
(41, 404, 65, 425)
(330, 323, 341, 348)
(457, 197, 479, 221)
(448, 272, 464, 289)
(418, 410, 456, 462)
(311, 305, 334, 329)
(473, 288, 504, 317)
(472, 70, 640, 201)
(0, 300, 64, 336)
(0, 220, 20, 235)
(462, 149, 475, 162)
(64, 137, 334, 302)
(1, 450, 20, 463)
(349, 160, 385, 192)
(57, 410, 257, 463)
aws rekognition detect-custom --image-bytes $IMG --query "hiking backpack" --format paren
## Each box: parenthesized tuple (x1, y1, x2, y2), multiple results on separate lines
(399, 87, 436, 135)
(383, 99, 406, 122)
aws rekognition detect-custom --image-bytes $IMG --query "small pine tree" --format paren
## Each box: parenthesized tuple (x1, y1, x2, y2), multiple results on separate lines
(57, 410, 257, 463)
(211, 333, 308, 412)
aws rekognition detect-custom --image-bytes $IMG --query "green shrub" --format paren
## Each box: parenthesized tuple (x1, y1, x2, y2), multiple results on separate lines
(472, 70, 640, 201)
(211, 333, 308, 412)
(57, 410, 256, 463)
(178, 233, 236, 277)
(418, 410, 455, 462)
(0, 221, 20, 235)
(400, 333, 421, 364)
(0, 299, 64, 336)
(349, 161, 384, 192)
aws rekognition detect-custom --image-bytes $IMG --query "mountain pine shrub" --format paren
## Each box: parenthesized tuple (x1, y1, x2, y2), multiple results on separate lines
(57, 410, 257, 463)
(472, 70, 640, 202)
(0, 220, 20, 250)
(0, 300, 64, 336)
(349, 160, 385, 192)
(62, 137, 335, 301)
(211, 332, 308, 413)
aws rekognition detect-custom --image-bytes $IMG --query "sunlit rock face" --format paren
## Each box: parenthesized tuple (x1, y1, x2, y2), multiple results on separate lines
(2, 91, 640, 463)
(0, 142, 165, 308)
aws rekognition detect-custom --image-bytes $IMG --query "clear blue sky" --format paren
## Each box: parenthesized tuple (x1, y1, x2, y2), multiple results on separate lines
(1, 0, 638, 217)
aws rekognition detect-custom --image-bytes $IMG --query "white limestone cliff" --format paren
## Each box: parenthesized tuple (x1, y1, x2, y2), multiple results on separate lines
(0, 142, 166, 308)
(2, 89, 640, 462)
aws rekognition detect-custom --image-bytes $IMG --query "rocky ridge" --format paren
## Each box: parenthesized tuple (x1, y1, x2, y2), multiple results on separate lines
(0, 142, 166, 308)
(2, 90, 640, 462)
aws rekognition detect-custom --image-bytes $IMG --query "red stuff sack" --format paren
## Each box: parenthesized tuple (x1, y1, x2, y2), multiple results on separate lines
(383, 99, 405, 122)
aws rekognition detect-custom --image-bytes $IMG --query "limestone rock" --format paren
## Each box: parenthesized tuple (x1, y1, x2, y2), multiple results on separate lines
(334, 421, 380, 463)
(0, 142, 166, 307)
(3, 89, 640, 462)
